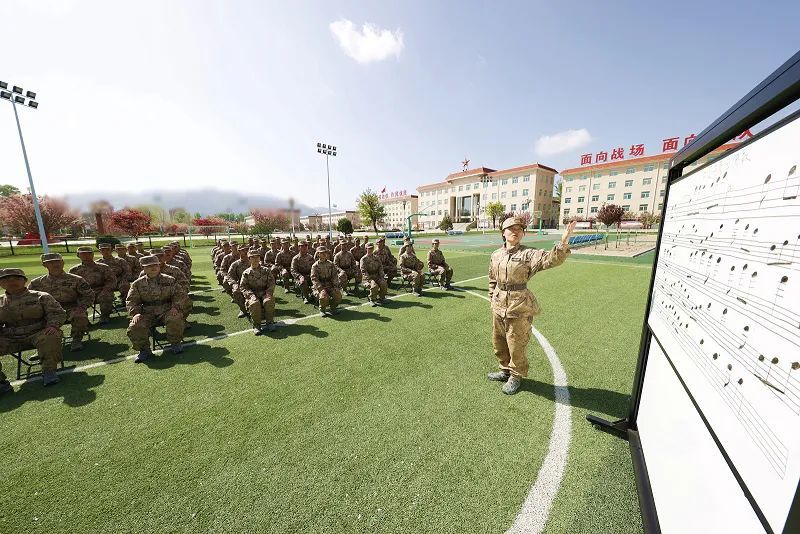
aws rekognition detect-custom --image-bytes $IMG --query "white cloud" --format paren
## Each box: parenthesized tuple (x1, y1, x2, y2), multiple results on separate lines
(534, 128, 592, 156)
(329, 19, 404, 64)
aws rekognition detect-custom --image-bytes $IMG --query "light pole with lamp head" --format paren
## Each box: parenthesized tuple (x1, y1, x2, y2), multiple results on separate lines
(316, 142, 337, 239)
(1, 80, 48, 252)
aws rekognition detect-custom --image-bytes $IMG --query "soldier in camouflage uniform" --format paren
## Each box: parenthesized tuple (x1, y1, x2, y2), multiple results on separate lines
(291, 241, 315, 304)
(0, 268, 66, 388)
(170, 241, 192, 269)
(351, 237, 365, 264)
(69, 246, 117, 324)
(240, 250, 276, 335)
(225, 246, 251, 318)
(399, 248, 425, 296)
(97, 243, 132, 304)
(118, 244, 141, 282)
(263, 239, 279, 268)
(29, 253, 94, 351)
(398, 236, 415, 257)
(360, 243, 387, 306)
(334, 241, 361, 294)
(127, 255, 186, 362)
(134, 242, 147, 258)
(487, 217, 575, 394)
(427, 239, 453, 289)
(289, 237, 300, 256)
(214, 242, 232, 284)
(165, 245, 191, 279)
(144, 249, 192, 320)
(274, 239, 294, 293)
(374, 237, 399, 286)
(311, 246, 343, 316)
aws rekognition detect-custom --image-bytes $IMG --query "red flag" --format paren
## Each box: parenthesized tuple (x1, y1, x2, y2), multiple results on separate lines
(380, 187, 386, 193)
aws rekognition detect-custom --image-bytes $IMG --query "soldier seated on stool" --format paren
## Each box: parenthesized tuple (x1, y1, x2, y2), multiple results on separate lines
(97, 242, 132, 304)
(240, 250, 277, 335)
(360, 242, 388, 306)
(427, 239, 454, 290)
(399, 248, 425, 296)
(290, 241, 314, 304)
(29, 253, 94, 352)
(69, 246, 116, 324)
(375, 237, 398, 286)
(225, 246, 251, 319)
(0, 268, 66, 389)
(334, 241, 362, 294)
(311, 246, 342, 316)
(126, 255, 186, 363)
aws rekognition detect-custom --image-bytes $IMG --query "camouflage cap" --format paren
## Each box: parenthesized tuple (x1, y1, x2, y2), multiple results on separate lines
(247, 250, 261, 258)
(431, 239, 440, 244)
(366, 242, 375, 249)
(299, 240, 309, 246)
(0, 268, 27, 280)
(281, 238, 290, 244)
(126, 242, 137, 248)
(41, 252, 63, 262)
(316, 246, 329, 254)
(76, 246, 93, 254)
(139, 255, 160, 267)
(149, 248, 164, 255)
(403, 237, 411, 242)
(98, 243, 113, 250)
(114, 243, 126, 249)
(501, 216, 526, 232)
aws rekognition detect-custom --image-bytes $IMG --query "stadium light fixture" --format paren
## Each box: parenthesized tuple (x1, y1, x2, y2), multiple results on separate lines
(316, 140, 338, 238)
(1, 78, 49, 252)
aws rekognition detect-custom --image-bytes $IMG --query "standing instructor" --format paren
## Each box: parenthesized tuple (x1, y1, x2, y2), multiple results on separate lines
(487, 217, 576, 395)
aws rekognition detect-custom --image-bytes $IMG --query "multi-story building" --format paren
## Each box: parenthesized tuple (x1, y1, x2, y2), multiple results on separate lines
(416, 163, 559, 230)
(558, 144, 738, 223)
(378, 194, 418, 230)
(299, 210, 361, 232)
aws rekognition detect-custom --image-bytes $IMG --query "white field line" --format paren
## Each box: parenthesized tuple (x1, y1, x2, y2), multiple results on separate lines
(457, 288, 572, 534)
(10, 275, 489, 386)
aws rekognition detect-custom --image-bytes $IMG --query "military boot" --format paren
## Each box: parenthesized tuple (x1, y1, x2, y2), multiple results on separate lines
(42, 371, 60, 386)
(70, 338, 84, 352)
(502, 375, 522, 395)
(253, 327, 262, 336)
(98, 314, 111, 325)
(487, 369, 510, 381)
(169, 344, 184, 355)
(237, 311, 248, 319)
(263, 322, 276, 332)
(0, 380, 13, 395)
(134, 349, 153, 363)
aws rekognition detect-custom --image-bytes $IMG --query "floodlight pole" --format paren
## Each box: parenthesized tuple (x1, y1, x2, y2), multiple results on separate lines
(10, 98, 48, 253)
(326, 154, 332, 239)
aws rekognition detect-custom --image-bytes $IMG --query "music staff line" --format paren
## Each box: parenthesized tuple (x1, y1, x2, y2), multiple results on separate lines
(652, 303, 789, 477)
(665, 235, 800, 273)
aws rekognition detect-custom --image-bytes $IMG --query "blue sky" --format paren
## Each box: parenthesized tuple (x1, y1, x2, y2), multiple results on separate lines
(1, 0, 798, 210)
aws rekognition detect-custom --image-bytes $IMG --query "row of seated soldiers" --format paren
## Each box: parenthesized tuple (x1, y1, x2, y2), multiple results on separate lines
(0, 242, 194, 393)
(211, 235, 454, 335)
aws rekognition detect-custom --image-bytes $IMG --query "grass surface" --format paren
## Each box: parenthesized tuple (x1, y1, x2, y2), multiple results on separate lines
(0, 240, 651, 533)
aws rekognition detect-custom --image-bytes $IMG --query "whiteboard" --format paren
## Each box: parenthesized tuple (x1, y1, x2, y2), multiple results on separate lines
(645, 114, 800, 533)
(638, 341, 764, 533)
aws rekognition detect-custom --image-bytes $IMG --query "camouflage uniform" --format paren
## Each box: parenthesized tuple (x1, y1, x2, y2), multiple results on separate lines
(226, 253, 251, 315)
(427, 241, 453, 287)
(351, 240, 365, 263)
(167, 255, 191, 279)
(29, 268, 93, 344)
(488, 221, 570, 378)
(126, 269, 185, 350)
(140, 252, 192, 319)
(274, 244, 294, 290)
(218, 249, 239, 291)
(240, 260, 276, 328)
(400, 251, 424, 294)
(97, 250, 132, 301)
(118, 249, 141, 282)
(360, 247, 388, 303)
(398, 238, 415, 257)
(69, 254, 117, 319)
(0, 271, 66, 382)
(290, 250, 314, 301)
(134, 243, 147, 259)
(374, 241, 398, 285)
(334, 248, 361, 290)
(311, 248, 342, 314)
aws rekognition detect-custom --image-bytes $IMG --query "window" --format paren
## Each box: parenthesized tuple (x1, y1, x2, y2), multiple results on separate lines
(639, 204, 649, 212)
(566, 186, 572, 192)
(567, 176, 573, 182)
(610, 170, 619, 176)
(510, 204, 517, 211)
(501, 191, 507, 198)
(563, 208, 570, 215)
(643, 164, 655, 172)
(641, 191, 650, 198)
(623, 192, 632, 200)
(607, 194, 615, 201)
(608, 181, 616, 188)
(579, 185, 587, 192)
(523, 175, 531, 182)
(659, 189, 665, 197)
(661, 162, 669, 169)
(501, 179, 508, 186)
(512, 177, 519, 184)
(624, 180, 634, 187)
(590, 206, 598, 213)
(657, 203, 663, 211)
(594, 172, 603, 178)
(622, 205, 630, 211)
(522, 189, 529, 196)
(577, 207, 584, 214)
(626, 167, 636, 174)
(511, 190, 518, 197)
(438, 210, 442, 215)
(592, 183, 601, 190)
(491, 193, 497, 200)
(483, 181, 489, 188)
(577, 196, 585, 203)
(465, 184, 470, 190)
(661, 176, 667, 183)
(564, 197, 571, 204)
(642, 177, 652, 185)
(591, 195, 599, 202)
(458, 185, 463, 191)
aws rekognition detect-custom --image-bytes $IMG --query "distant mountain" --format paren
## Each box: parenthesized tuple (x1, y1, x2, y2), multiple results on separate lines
(60, 189, 317, 216)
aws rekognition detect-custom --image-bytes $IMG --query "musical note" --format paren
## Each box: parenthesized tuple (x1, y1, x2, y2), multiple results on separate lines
(771, 275, 789, 313)
(782, 164, 799, 200)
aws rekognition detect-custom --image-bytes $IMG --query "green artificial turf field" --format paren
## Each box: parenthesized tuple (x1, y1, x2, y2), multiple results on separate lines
(0, 236, 652, 533)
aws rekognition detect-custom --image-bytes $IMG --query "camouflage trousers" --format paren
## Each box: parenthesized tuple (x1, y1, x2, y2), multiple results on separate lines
(246, 294, 275, 326)
(492, 314, 533, 378)
(216, 270, 225, 286)
(314, 287, 342, 311)
(127, 311, 184, 351)
(93, 288, 115, 317)
(295, 275, 310, 299)
(402, 269, 423, 292)
(337, 267, 361, 289)
(63, 304, 90, 341)
(384, 266, 398, 285)
(278, 267, 291, 289)
(0, 329, 64, 381)
(118, 281, 131, 303)
(231, 283, 247, 314)
(364, 278, 388, 302)
(430, 263, 453, 286)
